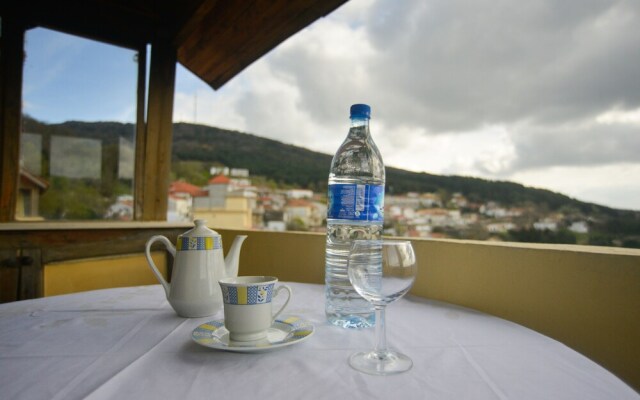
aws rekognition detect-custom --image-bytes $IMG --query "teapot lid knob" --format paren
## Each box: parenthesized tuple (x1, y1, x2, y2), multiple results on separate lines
(180, 219, 219, 238)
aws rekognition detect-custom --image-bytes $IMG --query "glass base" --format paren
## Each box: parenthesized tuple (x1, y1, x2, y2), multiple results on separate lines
(349, 350, 413, 375)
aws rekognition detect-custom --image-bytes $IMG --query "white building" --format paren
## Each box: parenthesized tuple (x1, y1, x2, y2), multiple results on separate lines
(284, 199, 326, 228)
(569, 221, 589, 234)
(534, 219, 558, 231)
(487, 222, 516, 233)
(286, 189, 313, 199)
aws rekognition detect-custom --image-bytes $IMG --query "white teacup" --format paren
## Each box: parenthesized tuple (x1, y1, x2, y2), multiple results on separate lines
(218, 276, 292, 342)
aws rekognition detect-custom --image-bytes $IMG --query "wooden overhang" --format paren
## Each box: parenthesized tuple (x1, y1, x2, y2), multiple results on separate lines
(0, 0, 348, 221)
(0, 0, 348, 90)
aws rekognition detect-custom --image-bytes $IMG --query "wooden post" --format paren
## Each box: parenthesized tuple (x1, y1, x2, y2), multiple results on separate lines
(134, 47, 147, 220)
(141, 40, 176, 220)
(0, 18, 25, 222)
(101, 136, 119, 196)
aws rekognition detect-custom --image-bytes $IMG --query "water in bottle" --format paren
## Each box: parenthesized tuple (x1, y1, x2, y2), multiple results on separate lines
(325, 103, 385, 328)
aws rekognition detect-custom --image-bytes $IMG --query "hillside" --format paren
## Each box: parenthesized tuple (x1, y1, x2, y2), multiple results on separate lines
(171, 122, 618, 215)
(21, 117, 640, 247)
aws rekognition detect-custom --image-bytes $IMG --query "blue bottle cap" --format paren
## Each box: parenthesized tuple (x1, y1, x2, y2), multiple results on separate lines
(350, 104, 371, 119)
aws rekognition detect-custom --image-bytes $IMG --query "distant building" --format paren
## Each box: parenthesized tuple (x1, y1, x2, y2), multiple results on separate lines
(210, 167, 250, 179)
(480, 202, 523, 218)
(286, 189, 313, 199)
(420, 193, 442, 208)
(569, 221, 589, 234)
(170, 181, 205, 197)
(16, 169, 49, 221)
(105, 195, 133, 221)
(481, 203, 509, 218)
(487, 222, 516, 233)
(194, 175, 231, 209)
(534, 219, 558, 231)
(167, 180, 205, 221)
(266, 221, 286, 231)
(210, 166, 229, 176)
(387, 205, 417, 220)
(192, 175, 256, 229)
(284, 199, 326, 229)
(230, 168, 249, 177)
(415, 208, 463, 227)
(414, 224, 433, 237)
(263, 209, 285, 231)
(386, 195, 421, 209)
(451, 193, 468, 208)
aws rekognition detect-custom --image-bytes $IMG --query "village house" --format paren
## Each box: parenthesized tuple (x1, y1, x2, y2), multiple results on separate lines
(167, 180, 204, 222)
(16, 169, 49, 221)
(192, 175, 256, 229)
(283, 198, 326, 230)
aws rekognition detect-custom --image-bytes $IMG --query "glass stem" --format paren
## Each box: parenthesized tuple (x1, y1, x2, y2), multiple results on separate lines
(374, 305, 388, 356)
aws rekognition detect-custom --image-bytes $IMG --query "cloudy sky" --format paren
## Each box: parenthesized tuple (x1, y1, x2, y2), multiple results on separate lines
(23, 0, 640, 210)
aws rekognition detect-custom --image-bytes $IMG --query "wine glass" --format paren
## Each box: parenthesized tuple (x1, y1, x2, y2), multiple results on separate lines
(347, 239, 417, 375)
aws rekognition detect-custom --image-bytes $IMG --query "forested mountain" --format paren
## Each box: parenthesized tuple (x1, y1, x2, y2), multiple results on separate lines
(171, 122, 621, 215)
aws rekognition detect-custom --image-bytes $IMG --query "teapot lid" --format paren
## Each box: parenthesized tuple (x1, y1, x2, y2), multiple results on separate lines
(180, 219, 220, 238)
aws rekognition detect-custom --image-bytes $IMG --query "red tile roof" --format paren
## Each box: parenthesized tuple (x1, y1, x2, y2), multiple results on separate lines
(209, 175, 231, 184)
(169, 181, 205, 196)
(19, 168, 49, 191)
(286, 199, 312, 207)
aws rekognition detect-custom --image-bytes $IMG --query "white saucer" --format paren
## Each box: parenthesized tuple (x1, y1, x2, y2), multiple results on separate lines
(192, 316, 314, 353)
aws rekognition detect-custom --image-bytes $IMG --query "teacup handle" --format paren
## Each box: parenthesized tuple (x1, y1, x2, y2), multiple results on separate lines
(271, 285, 292, 323)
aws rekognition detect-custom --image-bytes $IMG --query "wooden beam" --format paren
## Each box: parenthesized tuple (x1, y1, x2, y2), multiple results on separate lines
(141, 41, 176, 220)
(0, 18, 25, 222)
(176, 0, 349, 89)
(1, 0, 155, 51)
(0, 224, 188, 265)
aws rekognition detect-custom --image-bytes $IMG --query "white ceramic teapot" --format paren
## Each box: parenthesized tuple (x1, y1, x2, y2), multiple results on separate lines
(145, 219, 247, 317)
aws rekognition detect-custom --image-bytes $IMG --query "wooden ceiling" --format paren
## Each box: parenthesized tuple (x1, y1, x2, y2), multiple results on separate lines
(0, 0, 348, 89)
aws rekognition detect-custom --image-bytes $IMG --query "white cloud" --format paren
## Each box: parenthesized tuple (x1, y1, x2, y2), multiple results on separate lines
(596, 107, 640, 125)
(172, 0, 640, 211)
(371, 123, 517, 177)
(509, 164, 640, 210)
(174, 71, 248, 131)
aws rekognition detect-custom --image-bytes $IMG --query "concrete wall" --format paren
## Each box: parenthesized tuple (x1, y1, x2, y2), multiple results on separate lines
(38, 227, 640, 390)
(220, 229, 640, 390)
(45, 251, 167, 296)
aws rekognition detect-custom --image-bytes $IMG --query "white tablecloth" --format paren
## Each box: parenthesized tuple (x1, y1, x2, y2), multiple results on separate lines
(0, 283, 637, 400)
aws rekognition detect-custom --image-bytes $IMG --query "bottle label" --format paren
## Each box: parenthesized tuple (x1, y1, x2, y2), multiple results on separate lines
(327, 184, 384, 222)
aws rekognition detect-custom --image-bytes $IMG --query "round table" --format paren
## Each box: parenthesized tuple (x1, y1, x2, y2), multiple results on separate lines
(0, 282, 637, 399)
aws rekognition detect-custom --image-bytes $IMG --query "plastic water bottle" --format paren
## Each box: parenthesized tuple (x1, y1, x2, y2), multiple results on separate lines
(325, 104, 385, 328)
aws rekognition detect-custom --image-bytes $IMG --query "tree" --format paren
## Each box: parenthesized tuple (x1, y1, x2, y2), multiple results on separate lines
(286, 217, 308, 232)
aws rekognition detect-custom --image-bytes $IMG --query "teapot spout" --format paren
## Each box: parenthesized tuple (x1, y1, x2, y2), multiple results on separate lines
(224, 235, 248, 277)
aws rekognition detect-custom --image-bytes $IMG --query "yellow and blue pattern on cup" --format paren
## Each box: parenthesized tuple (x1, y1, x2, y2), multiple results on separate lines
(221, 283, 274, 305)
(177, 236, 222, 251)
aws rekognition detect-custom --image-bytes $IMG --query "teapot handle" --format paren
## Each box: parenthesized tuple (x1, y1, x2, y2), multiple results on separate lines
(145, 235, 176, 296)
